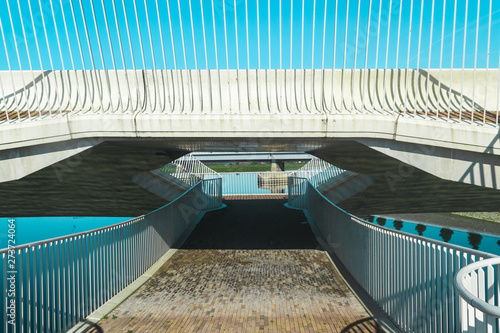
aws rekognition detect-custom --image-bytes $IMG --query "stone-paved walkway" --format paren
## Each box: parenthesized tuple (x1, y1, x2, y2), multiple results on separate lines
(222, 194, 288, 200)
(88, 200, 381, 332)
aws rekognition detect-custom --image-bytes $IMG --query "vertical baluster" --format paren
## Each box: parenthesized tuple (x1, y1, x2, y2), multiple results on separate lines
(76, 236, 82, 322)
(400, 233, 406, 328)
(383, 230, 388, 312)
(102, 229, 107, 302)
(25, 248, 31, 332)
(111, 227, 117, 298)
(2, 253, 7, 333)
(87, 235, 93, 317)
(416, 239, 423, 331)
(426, 242, 432, 333)
(106, 227, 114, 298)
(99, 230, 105, 306)
(405, 236, 411, 331)
(61, 240, 68, 332)
(15, 249, 22, 333)
(54, 242, 61, 333)
(69, 238, 76, 327)
(43, 244, 50, 333)
(107, 228, 112, 301)
(117, 228, 123, 291)
(451, 249, 459, 332)
(101, 231, 106, 307)
(496, 264, 500, 331)
(442, 248, 449, 333)
(436, 245, 442, 333)
(125, 224, 131, 286)
(34, 247, 40, 332)
(475, 264, 486, 331)
(431, 243, 437, 332)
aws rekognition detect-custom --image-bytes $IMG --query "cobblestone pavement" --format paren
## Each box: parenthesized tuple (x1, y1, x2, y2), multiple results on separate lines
(222, 194, 288, 200)
(88, 200, 380, 332)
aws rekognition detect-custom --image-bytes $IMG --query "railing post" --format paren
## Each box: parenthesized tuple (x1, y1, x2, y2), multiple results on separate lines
(292, 167, 499, 332)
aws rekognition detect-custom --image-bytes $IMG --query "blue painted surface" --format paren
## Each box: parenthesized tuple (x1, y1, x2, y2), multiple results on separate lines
(222, 172, 289, 195)
(0, 216, 131, 250)
(369, 215, 500, 256)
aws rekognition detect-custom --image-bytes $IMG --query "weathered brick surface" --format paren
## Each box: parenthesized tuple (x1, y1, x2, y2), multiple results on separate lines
(223, 194, 288, 200)
(88, 200, 380, 332)
(91, 249, 379, 332)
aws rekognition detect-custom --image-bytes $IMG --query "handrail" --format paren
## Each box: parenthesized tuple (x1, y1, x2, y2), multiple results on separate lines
(0, 179, 203, 254)
(1, 178, 223, 332)
(221, 171, 291, 196)
(160, 153, 221, 186)
(288, 174, 499, 332)
(219, 171, 292, 176)
(1, 153, 223, 253)
(308, 180, 496, 259)
(454, 257, 500, 318)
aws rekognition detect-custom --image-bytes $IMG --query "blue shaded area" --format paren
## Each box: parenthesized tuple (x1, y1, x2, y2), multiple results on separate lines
(369, 215, 500, 256)
(0, 216, 132, 249)
(1, 0, 498, 71)
(222, 172, 289, 195)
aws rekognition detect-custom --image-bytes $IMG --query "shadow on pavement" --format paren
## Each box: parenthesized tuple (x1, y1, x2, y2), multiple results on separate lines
(181, 199, 321, 250)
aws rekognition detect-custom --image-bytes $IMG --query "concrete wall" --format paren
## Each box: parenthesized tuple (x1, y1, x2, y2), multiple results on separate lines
(1, 111, 498, 190)
(1, 69, 498, 114)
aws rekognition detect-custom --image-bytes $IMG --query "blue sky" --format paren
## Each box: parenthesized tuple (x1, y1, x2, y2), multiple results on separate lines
(0, 0, 499, 71)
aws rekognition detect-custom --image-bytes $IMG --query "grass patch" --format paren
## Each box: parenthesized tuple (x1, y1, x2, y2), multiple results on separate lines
(206, 162, 306, 173)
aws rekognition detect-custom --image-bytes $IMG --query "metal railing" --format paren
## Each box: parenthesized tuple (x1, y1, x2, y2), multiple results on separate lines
(288, 176, 309, 208)
(160, 153, 222, 208)
(288, 157, 345, 188)
(160, 153, 222, 185)
(0, 180, 221, 333)
(455, 257, 500, 332)
(288, 157, 345, 208)
(221, 171, 290, 196)
(0, 0, 498, 126)
(289, 179, 497, 332)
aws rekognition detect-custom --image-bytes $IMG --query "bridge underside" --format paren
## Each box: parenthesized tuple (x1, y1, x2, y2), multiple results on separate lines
(314, 142, 500, 217)
(1, 69, 500, 216)
(0, 140, 186, 217)
(1, 136, 500, 217)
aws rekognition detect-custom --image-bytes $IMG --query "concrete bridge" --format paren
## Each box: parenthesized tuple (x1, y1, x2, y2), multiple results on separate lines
(1, 68, 499, 216)
(2, 1, 500, 332)
(1, 0, 500, 216)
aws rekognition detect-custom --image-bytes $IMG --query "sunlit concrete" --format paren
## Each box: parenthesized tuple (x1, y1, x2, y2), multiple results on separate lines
(1, 69, 500, 216)
(1, 70, 499, 187)
(1, 112, 498, 189)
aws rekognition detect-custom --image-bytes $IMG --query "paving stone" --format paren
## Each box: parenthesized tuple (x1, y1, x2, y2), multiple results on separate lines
(88, 200, 381, 332)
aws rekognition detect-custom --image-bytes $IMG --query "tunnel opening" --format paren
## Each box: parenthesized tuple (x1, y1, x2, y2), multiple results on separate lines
(182, 198, 319, 250)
